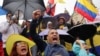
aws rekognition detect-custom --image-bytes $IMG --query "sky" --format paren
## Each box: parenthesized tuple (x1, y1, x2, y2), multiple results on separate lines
(1, 0, 100, 15)
(0, 0, 6, 23)
(44, 0, 76, 15)
(0, 0, 3, 6)
(0, 0, 100, 23)
(44, 0, 100, 15)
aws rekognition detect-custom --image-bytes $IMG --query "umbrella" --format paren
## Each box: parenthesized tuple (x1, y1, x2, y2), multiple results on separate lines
(68, 24, 97, 40)
(42, 17, 57, 28)
(68, 24, 98, 56)
(2, 0, 45, 20)
(39, 29, 75, 43)
(42, 13, 70, 29)
(39, 29, 69, 36)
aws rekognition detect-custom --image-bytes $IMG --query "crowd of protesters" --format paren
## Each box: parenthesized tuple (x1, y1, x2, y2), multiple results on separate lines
(0, 9, 98, 56)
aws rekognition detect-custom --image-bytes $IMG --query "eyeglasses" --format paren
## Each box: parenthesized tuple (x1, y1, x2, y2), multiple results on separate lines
(16, 42, 28, 46)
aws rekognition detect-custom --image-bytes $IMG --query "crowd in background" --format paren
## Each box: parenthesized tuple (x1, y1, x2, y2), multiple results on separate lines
(0, 9, 99, 56)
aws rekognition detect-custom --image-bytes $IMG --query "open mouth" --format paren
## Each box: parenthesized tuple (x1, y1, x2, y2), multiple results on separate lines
(53, 38, 58, 41)
(52, 37, 59, 44)
(21, 48, 27, 52)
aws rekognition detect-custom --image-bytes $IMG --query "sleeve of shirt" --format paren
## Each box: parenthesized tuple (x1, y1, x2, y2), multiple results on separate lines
(89, 53, 96, 56)
(30, 19, 47, 52)
(72, 42, 81, 54)
(17, 25, 23, 34)
(0, 22, 10, 33)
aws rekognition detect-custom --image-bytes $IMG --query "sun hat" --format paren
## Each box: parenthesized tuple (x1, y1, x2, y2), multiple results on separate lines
(6, 34, 35, 55)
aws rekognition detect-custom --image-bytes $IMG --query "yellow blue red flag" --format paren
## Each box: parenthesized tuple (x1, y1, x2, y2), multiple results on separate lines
(74, 0, 98, 22)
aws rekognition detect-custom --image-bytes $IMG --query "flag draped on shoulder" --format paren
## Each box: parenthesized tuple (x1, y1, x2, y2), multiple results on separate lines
(74, 0, 98, 22)
(46, 0, 56, 16)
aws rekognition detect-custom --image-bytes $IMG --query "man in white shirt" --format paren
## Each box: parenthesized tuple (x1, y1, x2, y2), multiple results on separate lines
(0, 12, 22, 56)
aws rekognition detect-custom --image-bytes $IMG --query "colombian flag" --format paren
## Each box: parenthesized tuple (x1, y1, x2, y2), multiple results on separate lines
(74, 0, 98, 22)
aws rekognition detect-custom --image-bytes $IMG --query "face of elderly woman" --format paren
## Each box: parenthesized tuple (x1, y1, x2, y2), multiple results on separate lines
(16, 41, 29, 56)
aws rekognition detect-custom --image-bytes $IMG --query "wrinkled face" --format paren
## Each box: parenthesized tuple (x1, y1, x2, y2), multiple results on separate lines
(16, 41, 29, 56)
(47, 29, 60, 44)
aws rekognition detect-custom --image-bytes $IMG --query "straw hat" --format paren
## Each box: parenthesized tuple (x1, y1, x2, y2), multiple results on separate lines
(6, 34, 35, 55)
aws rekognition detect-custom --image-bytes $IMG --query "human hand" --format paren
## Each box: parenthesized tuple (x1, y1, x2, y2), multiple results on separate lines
(76, 40, 81, 45)
(9, 20, 14, 25)
(76, 40, 85, 49)
(21, 21, 26, 28)
(32, 9, 42, 20)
